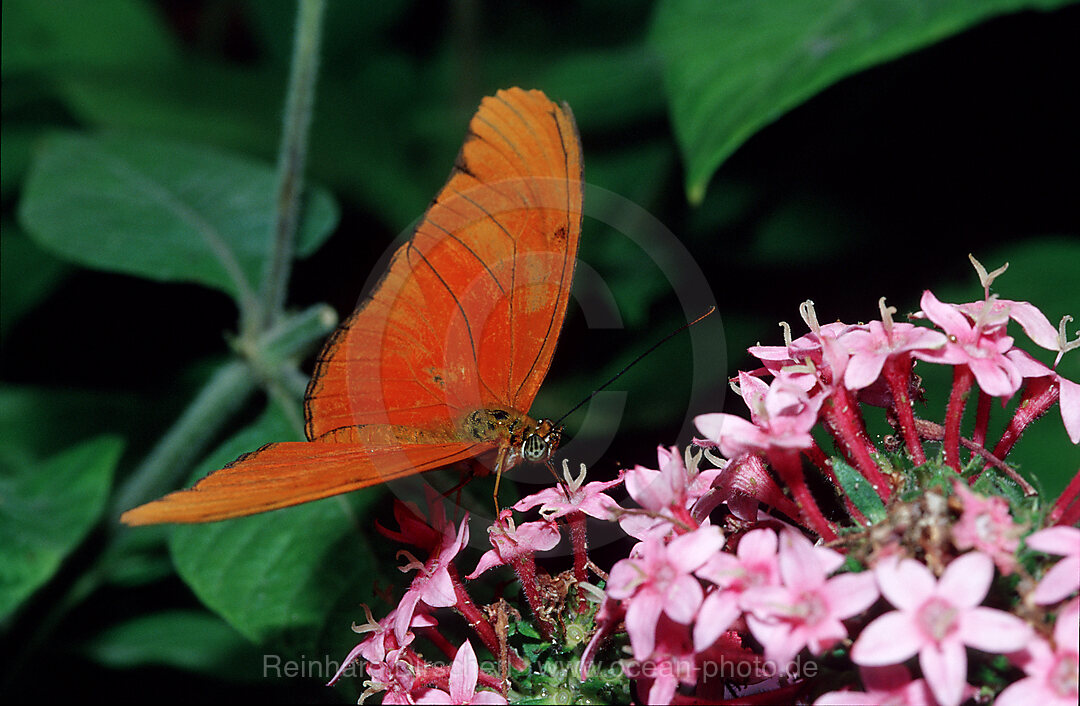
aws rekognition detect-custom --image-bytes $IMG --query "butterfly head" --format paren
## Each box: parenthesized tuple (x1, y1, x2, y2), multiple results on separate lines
(522, 419, 562, 464)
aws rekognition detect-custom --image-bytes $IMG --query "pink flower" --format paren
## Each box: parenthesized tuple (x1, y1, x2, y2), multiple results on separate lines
(513, 462, 622, 520)
(839, 320, 947, 390)
(627, 616, 696, 705)
(852, 552, 1033, 706)
(744, 530, 878, 667)
(1005, 348, 1080, 444)
(814, 664, 941, 706)
(465, 511, 561, 579)
(606, 526, 725, 660)
(694, 373, 824, 458)
(692, 528, 780, 651)
(951, 481, 1022, 574)
(618, 446, 721, 541)
(912, 290, 1023, 398)
(328, 604, 437, 685)
(1027, 526, 1080, 604)
(997, 598, 1079, 706)
(955, 297, 1061, 352)
(394, 515, 470, 641)
(415, 640, 507, 705)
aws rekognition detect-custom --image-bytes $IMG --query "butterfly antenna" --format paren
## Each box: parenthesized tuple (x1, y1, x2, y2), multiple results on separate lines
(554, 307, 716, 427)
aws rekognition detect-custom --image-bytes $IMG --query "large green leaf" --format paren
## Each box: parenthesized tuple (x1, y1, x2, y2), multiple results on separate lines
(650, 0, 1074, 203)
(82, 610, 264, 680)
(168, 404, 384, 652)
(18, 132, 339, 306)
(1, 0, 176, 76)
(0, 435, 123, 620)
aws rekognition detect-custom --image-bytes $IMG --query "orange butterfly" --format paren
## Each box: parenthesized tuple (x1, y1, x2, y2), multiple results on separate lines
(121, 88, 582, 525)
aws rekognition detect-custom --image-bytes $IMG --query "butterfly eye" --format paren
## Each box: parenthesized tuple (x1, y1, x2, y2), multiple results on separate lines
(522, 433, 549, 463)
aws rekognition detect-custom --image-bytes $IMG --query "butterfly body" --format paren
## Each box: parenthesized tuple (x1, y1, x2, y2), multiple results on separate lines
(122, 88, 582, 525)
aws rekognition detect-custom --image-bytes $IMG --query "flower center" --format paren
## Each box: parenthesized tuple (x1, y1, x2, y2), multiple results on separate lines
(795, 590, 827, 625)
(917, 596, 959, 643)
(1049, 652, 1078, 698)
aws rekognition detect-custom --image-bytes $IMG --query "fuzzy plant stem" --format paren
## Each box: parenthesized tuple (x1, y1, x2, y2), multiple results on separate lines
(943, 366, 975, 472)
(984, 377, 1059, 474)
(881, 355, 926, 465)
(448, 564, 517, 669)
(1049, 469, 1080, 526)
(256, 0, 326, 334)
(822, 385, 892, 501)
(567, 510, 591, 614)
(767, 449, 836, 541)
(970, 389, 992, 465)
(511, 552, 554, 638)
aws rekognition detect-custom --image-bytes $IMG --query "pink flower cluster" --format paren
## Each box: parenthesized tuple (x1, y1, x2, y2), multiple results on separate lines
(330, 260, 1079, 705)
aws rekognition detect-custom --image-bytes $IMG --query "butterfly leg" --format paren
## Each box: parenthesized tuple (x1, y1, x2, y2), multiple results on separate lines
(491, 444, 512, 515)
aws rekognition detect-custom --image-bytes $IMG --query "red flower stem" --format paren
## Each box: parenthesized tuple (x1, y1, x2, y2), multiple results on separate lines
(567, 511, 590, 614)
(802, 442, 867, 525)
(943, 366, 975, 472)
(882, 355, 926, 465)
(767, 449, 837, 541)
(413, 663, 451, 691)
(970, 389, 992, 466)
(822, 385, 892, 500)
(1049, 469, 1080, 526)
(450, 564, 524, 670)
(986, 377, 1059, 473)
(510, 553, 553, 639)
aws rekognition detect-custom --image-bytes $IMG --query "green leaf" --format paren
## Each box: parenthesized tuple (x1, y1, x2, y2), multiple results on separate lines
(18, 132, 339, 307)
(82, 610, 264, 680)
(831, 457, 887, 524)
(650, 0, 1075, 203)
(169, 404, 384, 650)
(0, 435, 123, 620)
(0, 220, 70, 339)
(1, 0, 176, 76)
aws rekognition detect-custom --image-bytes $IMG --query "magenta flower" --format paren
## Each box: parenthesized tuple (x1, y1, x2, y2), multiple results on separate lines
(692, 528, 780, 651)
(912, 290, 1023, 397)
(415, 640, 507, 705)
(814, 664, 941, 706)
(513, 462, 622, 521)
(606, 526, 725, 660)
(744, 530, 878, 667)
(694, 373, 824, 458)
(1027, 526, 1080, 604)
(852, 552, 1033, 706)
(394, 515, 470, 641)
(618, 445, 721, 541)
(465, 512, 561, 579)
(951, 481, 1022, 574)
(838, 319, 947, 390)
(997, 598, 1079, 706)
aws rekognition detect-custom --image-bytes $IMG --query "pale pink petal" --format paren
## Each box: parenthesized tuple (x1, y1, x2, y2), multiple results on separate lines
(876, 557, 935, 609)
(1026, 526, 1080, 556)
(814, 689, 885, 705)
(1033, 555, 1080, 604)
(394, 590, 423, 641)
(851, 611, 923, 665)
(1008, 301, 1061, 351)
(824, 572, 879, 619)
(669, 525, 725, 573)
(466, 550, 504, 580)
(414, 688, 452, 704)
(779, 530, 826, 590)
(995, 677, 1044, 706)
(844, 350, 889, 390)
(958, 606, 1032, 653)
(448, 640, 479, 703)
(919, 639, 967, 706)
(1055, 598, 1079, 652)
(746, 614, 799, 667)
(693, 590, 740, 652)
(607, 557, 644, 599)
(423, 567, 458, 608)
(1058, 376, 1080, 443)
(814, 545, 846, 576)
(920, 290, 972, 338)
(664, 576, 704, 624)
(471, 692, 508, 705)
(626, 590, 664, 660)
(738, 527, 778, 561)
(647, 672, 678, 706)
(937, 552, 993, 608)
(968, 356, 1021, 398)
